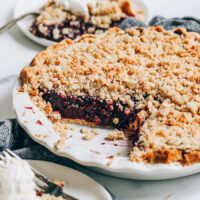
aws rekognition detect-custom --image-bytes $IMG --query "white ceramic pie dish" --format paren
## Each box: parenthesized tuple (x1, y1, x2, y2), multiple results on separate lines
(13, 0, 149, 47)
(12, 77, 200, 180)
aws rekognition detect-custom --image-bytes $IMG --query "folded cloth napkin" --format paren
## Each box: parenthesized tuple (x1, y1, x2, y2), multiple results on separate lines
(1, 16, 200, 199)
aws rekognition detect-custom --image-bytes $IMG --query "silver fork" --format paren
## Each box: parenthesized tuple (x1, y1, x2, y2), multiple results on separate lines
(0, 11, 41, 34)
(0, 149, 78, 200)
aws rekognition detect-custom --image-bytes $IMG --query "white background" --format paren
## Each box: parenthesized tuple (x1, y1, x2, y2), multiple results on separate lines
(1, 0, 200, 199)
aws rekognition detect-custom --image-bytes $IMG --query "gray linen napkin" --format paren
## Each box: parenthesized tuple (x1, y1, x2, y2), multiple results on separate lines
(1, 16, 200, 200)
(119, 16, 200, 32)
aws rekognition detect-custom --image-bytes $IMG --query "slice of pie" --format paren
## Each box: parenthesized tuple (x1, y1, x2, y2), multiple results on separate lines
(30, 0, 144, 42)
(20, 26, 200, 165)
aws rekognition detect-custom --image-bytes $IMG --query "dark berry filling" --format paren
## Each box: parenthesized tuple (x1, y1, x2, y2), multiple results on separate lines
(30, 17, 126, 42)
(41, 90, 148, 144)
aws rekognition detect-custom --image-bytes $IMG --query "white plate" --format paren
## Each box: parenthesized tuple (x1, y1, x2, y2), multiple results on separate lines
(13, 0, 149, 47)
(28, 160, 112, 200)
(12, 77, 200, 180)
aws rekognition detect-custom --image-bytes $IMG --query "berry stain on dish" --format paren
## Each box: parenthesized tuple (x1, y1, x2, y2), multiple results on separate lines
(90, 149, 101, 155)
(36, 120, 44, 126)
(25, 106, 36, 114)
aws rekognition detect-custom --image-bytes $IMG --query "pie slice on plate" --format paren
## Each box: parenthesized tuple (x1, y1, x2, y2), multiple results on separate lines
(20, 26, 200, 165)
(30, 0, 144, 42)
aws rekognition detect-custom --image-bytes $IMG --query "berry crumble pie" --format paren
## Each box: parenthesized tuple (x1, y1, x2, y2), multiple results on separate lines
(20, 26, 200, 165)
(30, 0, 144, 42)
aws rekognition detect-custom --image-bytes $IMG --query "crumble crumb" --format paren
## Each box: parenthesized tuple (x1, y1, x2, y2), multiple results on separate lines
(51, 111, 61, 122)
(55, 137, 66, 150)
(117, 152, 122, 156)
(18, 88, 24, 92)
(53, 28, 60, 40)
(63, 125, 75, 131)
(106, 156, 114, 166)
(113, 118, 119, 125)
(53, 121, 68, 137)
(80, 127, 89, 134)
(45, 103, 53, 115)
(107, 129, 125, 141)
(62, 28, 69, 35)
(91, 129, 100, 135)
(83, 132, 95, 141)
(44, 134, 49, 138)
(35, 134, 42, 138)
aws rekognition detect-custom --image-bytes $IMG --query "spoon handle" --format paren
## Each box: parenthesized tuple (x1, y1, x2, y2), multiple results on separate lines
(0, 12, 40, 34)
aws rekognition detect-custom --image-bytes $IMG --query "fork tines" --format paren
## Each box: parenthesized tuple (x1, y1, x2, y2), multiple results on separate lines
(1, 149, 78, 200)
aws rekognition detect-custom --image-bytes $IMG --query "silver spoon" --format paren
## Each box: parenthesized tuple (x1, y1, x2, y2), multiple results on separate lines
(0, 11, 40, 34)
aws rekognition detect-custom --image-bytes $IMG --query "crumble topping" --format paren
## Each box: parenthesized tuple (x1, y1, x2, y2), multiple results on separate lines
(20, 26, 200, 164)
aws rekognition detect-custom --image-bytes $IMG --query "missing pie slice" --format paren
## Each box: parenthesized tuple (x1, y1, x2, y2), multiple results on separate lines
(30, 0, 144, 42)
(20, 26, 200, 165)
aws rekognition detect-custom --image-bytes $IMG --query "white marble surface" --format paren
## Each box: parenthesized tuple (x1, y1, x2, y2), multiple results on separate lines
(1, 0, 200, 199)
